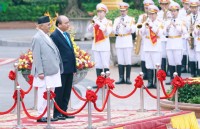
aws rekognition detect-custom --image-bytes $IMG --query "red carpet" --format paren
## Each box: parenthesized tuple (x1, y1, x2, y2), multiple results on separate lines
(0, 109, 191, 129)
(0, 58, 16, 66)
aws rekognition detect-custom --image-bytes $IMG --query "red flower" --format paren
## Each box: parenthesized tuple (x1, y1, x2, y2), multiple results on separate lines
(9, 70, 16, 80)
(157, 70, 166, 81)
(171, 76, 185, 88)
(134, 75, 144, 88)
(86, 90, 97, 103)
(105, 78, 115, 90)
(96, 76, 106, 88)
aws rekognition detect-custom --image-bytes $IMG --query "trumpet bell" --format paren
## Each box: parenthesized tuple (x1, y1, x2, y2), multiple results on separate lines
(137, 24, 142, 29)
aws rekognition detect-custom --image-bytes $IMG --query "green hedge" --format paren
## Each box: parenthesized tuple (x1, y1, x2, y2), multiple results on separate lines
(168, 84, 200, 104)
(0, 4, 59, 21)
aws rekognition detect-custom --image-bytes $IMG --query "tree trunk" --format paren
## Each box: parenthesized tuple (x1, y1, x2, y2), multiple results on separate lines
(65, 0, 88, 18)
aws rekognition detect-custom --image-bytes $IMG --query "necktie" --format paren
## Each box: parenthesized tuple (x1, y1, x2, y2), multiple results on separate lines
(63, 32, 72, 48)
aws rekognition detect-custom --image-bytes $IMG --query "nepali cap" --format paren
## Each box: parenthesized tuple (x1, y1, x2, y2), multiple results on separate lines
(169, 2, 180, 10)
(37, 16, 50, 24)
(96, 3, 108, 13)
(190, 0, 199, 7)
(119, 2, 129, 11)
(143, 0, 154, 7)
(148, 5, 159, 13)
(159, 0, 170, 3)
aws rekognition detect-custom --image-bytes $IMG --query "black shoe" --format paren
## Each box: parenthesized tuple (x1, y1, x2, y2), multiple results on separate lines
(54, 115, 66, 120)
(165, 81, 171, 85)
(63, 115, 75, 119)
(37, 117, 47, 122)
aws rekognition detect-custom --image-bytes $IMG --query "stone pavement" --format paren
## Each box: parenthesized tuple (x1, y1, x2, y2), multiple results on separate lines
(0, 29, 199, 126)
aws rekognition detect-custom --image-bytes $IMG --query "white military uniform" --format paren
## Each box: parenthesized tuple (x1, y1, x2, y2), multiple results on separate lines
(87, 4, 112, 69)
(193, 22, 200, 69)
(140, 19, 163, 69)
(179, 6, 189, 56)
(137, 13, 148, 61)
(164, 18, 188, 66)
(157, 8, 172, 59)
(185, 12, 200, 62)
(113, 15, 136, 65)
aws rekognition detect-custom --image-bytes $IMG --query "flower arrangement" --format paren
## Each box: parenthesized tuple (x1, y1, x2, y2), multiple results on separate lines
(17, 49, 33, 72)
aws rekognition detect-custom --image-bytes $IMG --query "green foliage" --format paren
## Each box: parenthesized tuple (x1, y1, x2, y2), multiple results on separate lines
(188, 96, 200, 104)
(0, 4, 60, 21)
(82, 2, 98, 12)
(168, 84, 200, 104)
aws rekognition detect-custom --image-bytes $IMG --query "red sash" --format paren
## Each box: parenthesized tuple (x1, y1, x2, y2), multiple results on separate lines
(94, 24, 105, 43)
(149, 27, 157, 45)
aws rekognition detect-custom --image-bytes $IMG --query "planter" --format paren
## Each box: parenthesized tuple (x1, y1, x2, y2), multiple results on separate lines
(21, 70, 31, 82)
(160, 100, 200, 118)
(21, 69, 88, 85)
(72, 69, 88, 85)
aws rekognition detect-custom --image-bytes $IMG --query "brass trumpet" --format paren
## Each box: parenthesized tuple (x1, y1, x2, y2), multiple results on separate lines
(196, 24, 200, 29)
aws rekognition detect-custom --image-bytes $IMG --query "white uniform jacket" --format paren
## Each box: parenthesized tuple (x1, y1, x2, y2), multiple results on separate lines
(87, 17, 112, 51)
(140, 19, 163, 52)
(164, 18, 188, 50)
(113, 15, 136, 48)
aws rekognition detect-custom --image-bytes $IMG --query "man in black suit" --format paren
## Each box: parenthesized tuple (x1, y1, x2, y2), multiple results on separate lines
(51, 15, 76, 120)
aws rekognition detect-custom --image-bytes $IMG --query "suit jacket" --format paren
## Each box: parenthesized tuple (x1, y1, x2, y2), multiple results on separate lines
(50, 29, 76, 74)
(31, 30, 63, 76)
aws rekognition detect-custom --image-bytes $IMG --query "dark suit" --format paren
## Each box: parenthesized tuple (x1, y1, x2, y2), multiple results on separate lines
(51, 29, 76, 117)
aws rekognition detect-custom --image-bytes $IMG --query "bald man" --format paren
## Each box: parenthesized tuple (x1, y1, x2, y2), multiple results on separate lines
(51, 15, 76, 120)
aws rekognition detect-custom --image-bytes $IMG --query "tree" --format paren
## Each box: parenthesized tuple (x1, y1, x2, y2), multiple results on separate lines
(65, 0, 88, 18)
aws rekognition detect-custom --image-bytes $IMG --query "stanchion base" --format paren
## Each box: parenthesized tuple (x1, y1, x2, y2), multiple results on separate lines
(13, 125, 26, 129)
(44, 125, 55, 129)
(171, 109, 182, 113)
(153, 112, 165, 116)
(137, 109, 147, 112)
(103, 122, 115, 126)
(85, 126, 96, 129)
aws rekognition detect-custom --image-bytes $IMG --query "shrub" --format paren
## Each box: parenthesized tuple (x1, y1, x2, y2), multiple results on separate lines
(168, 84, 200, 104)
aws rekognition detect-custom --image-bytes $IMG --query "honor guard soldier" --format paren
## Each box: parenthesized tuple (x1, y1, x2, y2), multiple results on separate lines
(164, 2, 188, 85)
(136, 0, 154, 80)
(157, 0, 172, 75)
(185, 0, 200, 77)
(87, 3, 112, 79)
(140, 5, 163, 88)
(193, 21, 200, 75)
(179, 0, 190, 73)
(113, 2, 136, 85)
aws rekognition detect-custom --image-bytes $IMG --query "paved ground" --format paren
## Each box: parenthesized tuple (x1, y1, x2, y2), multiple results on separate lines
(0, 29, 199, 126)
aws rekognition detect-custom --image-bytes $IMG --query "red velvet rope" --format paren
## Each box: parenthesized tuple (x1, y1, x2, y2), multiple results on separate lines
(0, 100, 17, 115)
(21, 101, 47, 120)
(27, 75, 33, 85)
(145, 86, 177, 99)
(105, 78, 115, 90)
(54, 100, 87, 115)
(110, 87, 137, 99)
(93, 90, 110, 112)
(72, 87, 87, 101)
(13, 89, 25, 100)
(134, 75, 144, 88)
(94, 88, 100, 94)
(8, 70, 16, 80)
(43, 91, 56, 100)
